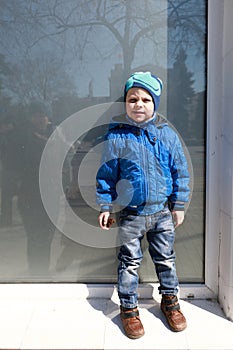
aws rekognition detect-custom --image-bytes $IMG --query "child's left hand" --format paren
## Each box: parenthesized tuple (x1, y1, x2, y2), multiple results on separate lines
(172, 211, 184, 228)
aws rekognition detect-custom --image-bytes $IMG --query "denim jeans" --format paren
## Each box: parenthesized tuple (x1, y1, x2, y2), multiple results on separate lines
(117, 205, 179, 309)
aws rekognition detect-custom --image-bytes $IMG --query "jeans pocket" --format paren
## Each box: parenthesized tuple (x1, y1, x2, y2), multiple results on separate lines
(161, 205, 171, 216)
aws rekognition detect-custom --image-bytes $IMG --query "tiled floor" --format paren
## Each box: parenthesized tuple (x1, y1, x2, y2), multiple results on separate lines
(0, 284, 232, 350)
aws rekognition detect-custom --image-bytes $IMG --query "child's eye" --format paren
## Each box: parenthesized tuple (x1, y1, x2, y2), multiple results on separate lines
(128, 98, 137, 103)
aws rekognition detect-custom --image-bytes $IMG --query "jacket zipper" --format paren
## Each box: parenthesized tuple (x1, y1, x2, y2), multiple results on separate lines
(140, 129, 149, 203)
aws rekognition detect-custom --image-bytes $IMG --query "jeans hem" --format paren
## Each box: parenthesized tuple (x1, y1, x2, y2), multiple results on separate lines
(159, 287, 179, 296)
(120, 302, 138, 309)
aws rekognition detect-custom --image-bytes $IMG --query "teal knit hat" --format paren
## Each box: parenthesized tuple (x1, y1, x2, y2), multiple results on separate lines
(124, 72, 163, 111)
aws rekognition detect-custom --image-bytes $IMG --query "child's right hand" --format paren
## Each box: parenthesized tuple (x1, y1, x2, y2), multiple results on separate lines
(172, 210, 184, 228)
(98, 211, 110, 230)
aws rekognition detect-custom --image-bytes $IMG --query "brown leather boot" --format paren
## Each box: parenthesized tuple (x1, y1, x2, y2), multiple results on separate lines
(120, 306, 145, 339)
(161, 295, 187, 332)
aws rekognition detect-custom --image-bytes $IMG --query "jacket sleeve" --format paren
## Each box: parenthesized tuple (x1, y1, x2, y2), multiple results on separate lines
(96, 137, 119, 212)
(169, 133, 190, 211)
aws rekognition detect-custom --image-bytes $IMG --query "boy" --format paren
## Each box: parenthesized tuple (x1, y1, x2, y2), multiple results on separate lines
(96, 72, 190, 338)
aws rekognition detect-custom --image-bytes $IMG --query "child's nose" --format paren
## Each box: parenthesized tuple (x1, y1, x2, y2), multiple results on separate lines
(136, 99, 143, 107)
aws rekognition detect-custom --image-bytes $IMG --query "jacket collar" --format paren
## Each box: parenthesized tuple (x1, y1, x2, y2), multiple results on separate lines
(110, 112, 168, 131)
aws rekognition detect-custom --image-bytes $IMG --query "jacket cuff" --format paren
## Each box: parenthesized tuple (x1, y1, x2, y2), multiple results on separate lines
(169, 201, 185, 211)
(100, 204, 113, 213)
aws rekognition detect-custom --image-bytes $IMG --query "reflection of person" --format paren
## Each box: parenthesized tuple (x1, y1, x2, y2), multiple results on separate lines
(17, 101, 57, 277)
(96, 72, 190, 338)
(0, 115, 22, 226)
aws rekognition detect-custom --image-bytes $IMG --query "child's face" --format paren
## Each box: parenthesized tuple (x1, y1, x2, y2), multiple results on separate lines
(126, 87, 154, 123)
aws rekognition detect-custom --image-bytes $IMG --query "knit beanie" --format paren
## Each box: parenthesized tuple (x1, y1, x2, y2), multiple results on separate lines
(124, 72, 163, 111)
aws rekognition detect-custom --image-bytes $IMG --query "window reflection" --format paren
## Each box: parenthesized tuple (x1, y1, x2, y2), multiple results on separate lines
(0, 0, 206, 282)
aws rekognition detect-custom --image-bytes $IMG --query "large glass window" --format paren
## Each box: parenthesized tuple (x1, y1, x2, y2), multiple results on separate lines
(0, 0, 206, 282)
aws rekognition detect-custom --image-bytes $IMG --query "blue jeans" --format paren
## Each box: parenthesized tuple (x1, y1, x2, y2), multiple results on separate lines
(118, 205, 179, 309)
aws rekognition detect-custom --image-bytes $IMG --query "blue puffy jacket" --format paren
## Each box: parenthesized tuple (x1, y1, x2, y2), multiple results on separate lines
(96, 113, 190, 215)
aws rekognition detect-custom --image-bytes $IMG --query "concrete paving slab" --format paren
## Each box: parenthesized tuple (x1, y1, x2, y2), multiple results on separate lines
(21, 299, 108, 349)
(0, 285, 232, 350)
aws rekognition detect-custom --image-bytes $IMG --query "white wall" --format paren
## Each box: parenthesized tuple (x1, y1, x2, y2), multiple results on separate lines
(207, 0, 233, 321)
(218, 0, 233, 321)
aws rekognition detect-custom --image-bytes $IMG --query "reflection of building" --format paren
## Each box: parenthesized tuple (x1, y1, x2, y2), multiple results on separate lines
(88, 79, 94, 98)
(109, 64, 124, 101)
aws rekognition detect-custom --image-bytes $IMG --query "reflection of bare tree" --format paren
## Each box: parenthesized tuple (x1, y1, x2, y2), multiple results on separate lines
(3, 51, 76, 105)
(0, 0, 206, 80)
(168, 0, 206, 60)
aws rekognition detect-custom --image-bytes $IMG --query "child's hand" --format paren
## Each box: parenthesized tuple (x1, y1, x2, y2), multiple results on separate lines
(98, 212, 115, 230)
(172, 211, 184, 228)
(99, 212, 110, 230)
